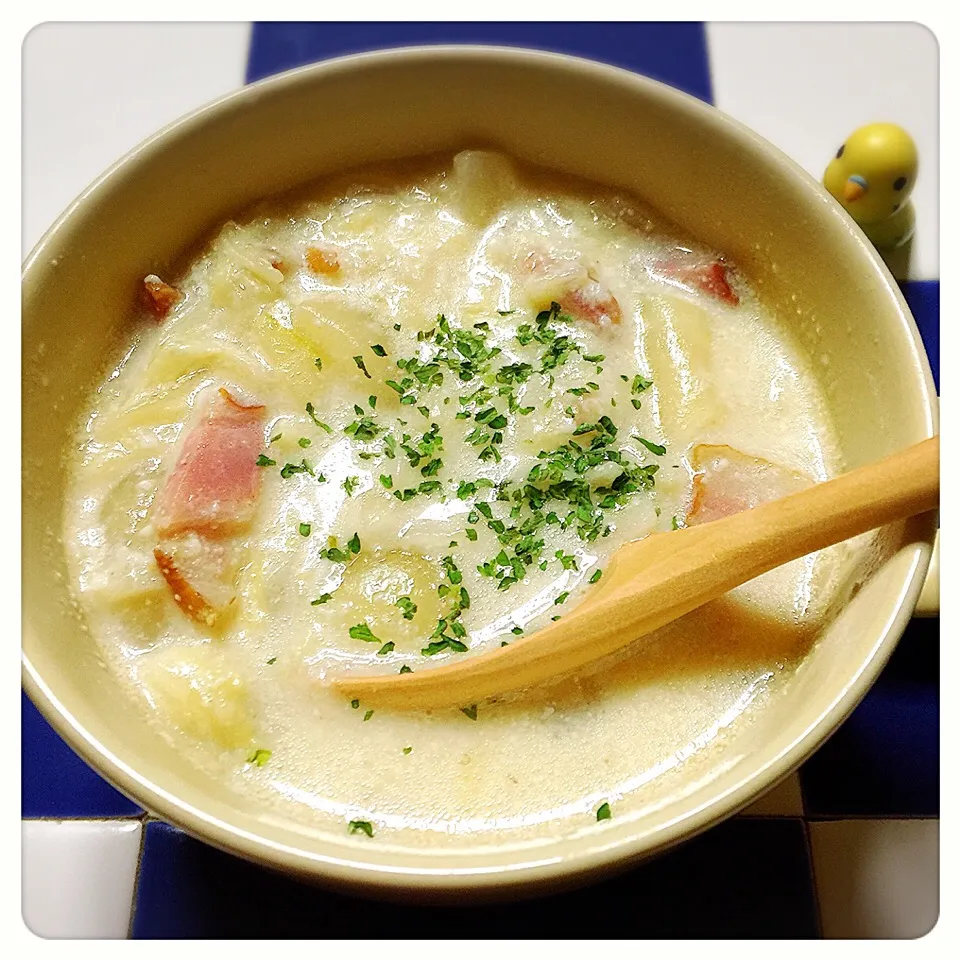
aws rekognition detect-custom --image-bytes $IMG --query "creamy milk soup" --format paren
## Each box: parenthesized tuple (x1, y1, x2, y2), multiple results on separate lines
(64, 151, 849, 843)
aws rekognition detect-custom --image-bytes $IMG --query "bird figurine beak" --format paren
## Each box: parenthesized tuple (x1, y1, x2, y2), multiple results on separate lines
(843, 175, 868, 202)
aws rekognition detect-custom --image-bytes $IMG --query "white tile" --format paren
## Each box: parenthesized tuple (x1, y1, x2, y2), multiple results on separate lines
(707, 23, 938, 280)
(22, 22, 251, 255)
(741, 771, 804, 817)
(809, 819, 939, 938)
(22, 820, 142, 940)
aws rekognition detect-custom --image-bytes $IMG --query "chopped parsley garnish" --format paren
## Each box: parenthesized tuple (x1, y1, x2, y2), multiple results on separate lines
(377, 641, 395, 656)
(363, 709, 374, 722)
(311, 593, 332, 605)
(298, 437, 311, 448)
(460, 704, 478, 721)
(280, 459, 313, 479)
(396, 596, 418, 620)
(511, 626, 524, 636)
(589, 568, 603, 584)
(368, 395, 378, 409)
(671, 515, 685, 530)
(422, 637, 469, 656)
(298, 522, 311, 537)
(266, 657, 277, 665)
(465, 528, 478, 541)
(554, 592, 570, 605)
(305, 402, 332, 432)
(596, 802, 612, 821)
(380, 474, 393, 489)
(246, 748, 271, 767)
(353, 355, 372, 378)
(632, 374, 653, 394)
(269, 433, 282, 444)
(346, 532, 361, 554)
(402, 746, 413, 755)
(348, 820, 374, 837)
(371, 344, 387, 357)
(634, 436, 667, 456)
(314, 357, 323, 372)
(343, 475, 360, 496)
(349, 623, 380, 644)
(351, 699, 360, 709)
(256, 454, 276, 467)
(344, 416, 381, 443)
(399, 664, 413, 674)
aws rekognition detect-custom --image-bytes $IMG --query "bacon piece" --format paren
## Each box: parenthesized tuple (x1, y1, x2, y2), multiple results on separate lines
(520, 250, 621, 326)
(152, 388, 266, 539)
(142, 274, 181, 318)
(686, 444, 812, 526)
(561, 279, 622, 327)
(305, 246, 340, 275)
(154, 536, 236, 627)
(655, 260, 739, 306)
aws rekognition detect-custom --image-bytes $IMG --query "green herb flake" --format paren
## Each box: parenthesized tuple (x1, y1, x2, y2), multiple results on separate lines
(368, 395, 378, 409)
(460, 704, 478, 721)
(246, 748, 272, 767)
(349, 623, 380, 644)
(314, 357, 323, 372)
(465, 527, 478, 542)
(635, 436, 667, 456)
(265, 657, 277, 665)
(305, 402, 332, 433)
(399, 664, 413, 674)
(380, 474, 394, 490)
(269, 433, 282, 444)
(371, 344, 387, 357)
(256, 454, 276, 467)
(596, 802, 612, 821)
(298, 437, 311, 448)
(671, 515, 685, 530)
(343, 475, 360, 497)
(348, 819, 374, 837)
(351, 699, 360, 709)
(353, 355, 372, 378)
(554, 592, 570, 605)
(298, 522, 312, 537)
(311, 593, 332, 606)
(363, 709, 374, 722)
(511, 626, 524, 636)
(589, 568, 603, 584)
(402, 746, 413, 755)
(347, 532, 361, 554)
(377, 641, 396, 656)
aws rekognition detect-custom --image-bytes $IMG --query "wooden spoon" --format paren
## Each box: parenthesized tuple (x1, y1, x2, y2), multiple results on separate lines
(331, 436, 939, 711)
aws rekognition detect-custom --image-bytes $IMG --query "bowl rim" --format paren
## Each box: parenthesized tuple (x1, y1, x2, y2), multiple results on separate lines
(21, 43, 938, 895)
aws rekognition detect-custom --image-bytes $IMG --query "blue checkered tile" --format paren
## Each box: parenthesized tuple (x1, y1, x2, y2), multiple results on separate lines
(131, 818, 818, 939)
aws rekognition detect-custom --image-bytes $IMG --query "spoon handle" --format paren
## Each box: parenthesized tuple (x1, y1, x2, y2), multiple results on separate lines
(332, 436, 938, 710)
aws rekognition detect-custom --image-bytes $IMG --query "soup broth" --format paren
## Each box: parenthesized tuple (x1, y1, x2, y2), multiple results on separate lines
(64, 151, 852, 844)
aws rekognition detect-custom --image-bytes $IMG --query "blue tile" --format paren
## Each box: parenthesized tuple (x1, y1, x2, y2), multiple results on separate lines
(246, 22, 713, 104)
(21, 690, 141, 818)
(800, 616, 938, 818)
(133, 818, 816, 938)
(899, 280, 939, 391)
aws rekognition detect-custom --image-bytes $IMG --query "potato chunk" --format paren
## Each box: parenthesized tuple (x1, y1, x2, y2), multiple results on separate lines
(138, 644, 254, 749)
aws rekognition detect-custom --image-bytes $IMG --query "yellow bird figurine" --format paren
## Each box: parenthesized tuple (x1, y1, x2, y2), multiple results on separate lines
(823, 122, 918, 250)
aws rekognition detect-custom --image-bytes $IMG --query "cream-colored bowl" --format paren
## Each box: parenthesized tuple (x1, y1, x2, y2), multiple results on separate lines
(22, 47, 937, 899)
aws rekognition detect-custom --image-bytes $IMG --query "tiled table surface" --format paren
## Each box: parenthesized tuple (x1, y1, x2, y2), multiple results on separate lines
(21, 22, 939, 940)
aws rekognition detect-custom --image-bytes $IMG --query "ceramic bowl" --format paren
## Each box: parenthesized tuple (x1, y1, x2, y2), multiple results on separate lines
(22, 46, 938, 900)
